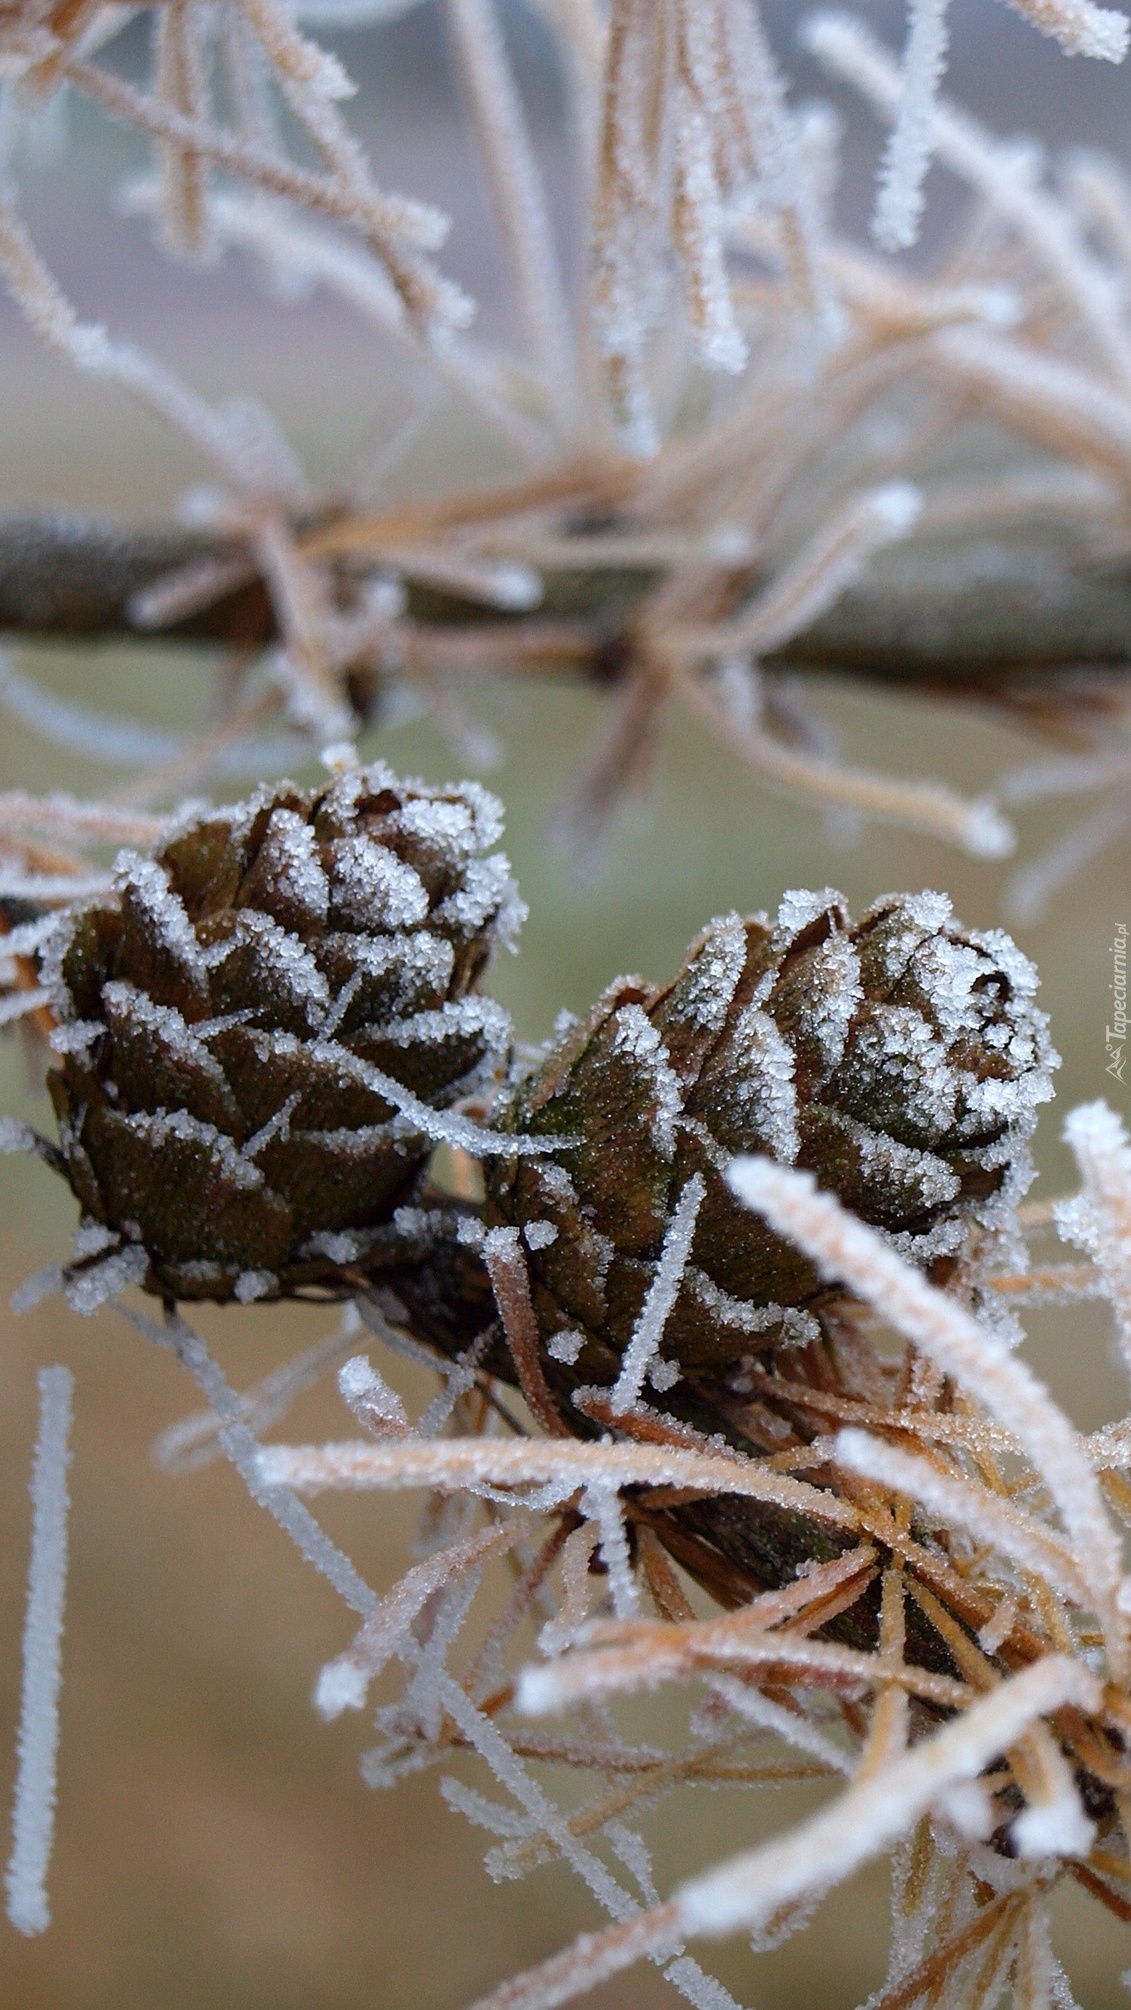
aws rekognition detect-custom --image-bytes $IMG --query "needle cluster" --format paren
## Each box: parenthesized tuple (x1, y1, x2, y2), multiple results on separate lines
(4, 766, 1131, 2010)
(3, 2, 1131, 898)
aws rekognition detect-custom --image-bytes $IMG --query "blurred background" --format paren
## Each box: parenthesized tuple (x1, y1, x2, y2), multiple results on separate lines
(2, 2, 1131, 2004)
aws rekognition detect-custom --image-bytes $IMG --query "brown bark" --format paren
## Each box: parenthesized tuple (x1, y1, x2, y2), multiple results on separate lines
(3, 513, 1131, 720)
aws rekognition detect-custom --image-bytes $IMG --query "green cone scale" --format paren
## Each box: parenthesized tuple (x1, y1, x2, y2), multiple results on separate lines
(485, 891, 1057, 1379)
(43, 761, 523, 1303)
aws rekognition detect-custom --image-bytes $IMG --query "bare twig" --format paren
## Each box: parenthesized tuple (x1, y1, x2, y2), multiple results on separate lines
(4, 514, 1131, 699)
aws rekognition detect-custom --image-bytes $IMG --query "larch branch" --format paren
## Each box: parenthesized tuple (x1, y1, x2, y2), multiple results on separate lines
(3, 514, 1131, 711)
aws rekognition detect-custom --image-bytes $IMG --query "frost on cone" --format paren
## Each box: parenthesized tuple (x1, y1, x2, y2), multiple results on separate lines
(487, 891, 1056, 1377)
(43, 763, 523, 1301)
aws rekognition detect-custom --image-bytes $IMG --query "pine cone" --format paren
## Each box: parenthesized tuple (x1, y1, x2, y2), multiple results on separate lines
(486, 890, 1057, 1378)
(43, 761, 524, 1302)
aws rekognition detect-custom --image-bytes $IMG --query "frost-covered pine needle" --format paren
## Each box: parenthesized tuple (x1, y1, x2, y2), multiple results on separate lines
(833, 1427, 1090, 1606)
(257, 1433, 862, 1528)
(579, 1480, 639, 1617)
(675, 482, 923, 661)
(6, 1366, 74, 1938)
(315, 1523, 518, 1719)
(152, 1313, 365, 1473)
(609, 1172, 704, 1414)
(0, 0, 1129, 873)
(122, 1305, 376, 1617)
(471, 1657, 1099, 2010)
(483, 1227, 571, 1436)
(677, 1657, 1100, 1937)
(872, 0, 950, 253)
(33, 1081, 1131, 2008)
(726, 1153, 1130, 1673)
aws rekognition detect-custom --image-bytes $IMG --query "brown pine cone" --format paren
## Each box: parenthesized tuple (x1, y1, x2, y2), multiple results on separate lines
(485, 890, 1057, 1380)
(42, 761, 524, 1302)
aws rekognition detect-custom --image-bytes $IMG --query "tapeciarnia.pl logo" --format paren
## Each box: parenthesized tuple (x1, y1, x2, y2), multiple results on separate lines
(1107, 923, 1128, 1085)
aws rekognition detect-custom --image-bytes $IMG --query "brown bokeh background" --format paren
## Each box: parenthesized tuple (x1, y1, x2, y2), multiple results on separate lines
(2, 3, 1131, 2003)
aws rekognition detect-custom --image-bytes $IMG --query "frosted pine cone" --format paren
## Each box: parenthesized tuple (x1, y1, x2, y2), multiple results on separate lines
(486, 891, 1056, 1378)
(43, 761, 523, 1303)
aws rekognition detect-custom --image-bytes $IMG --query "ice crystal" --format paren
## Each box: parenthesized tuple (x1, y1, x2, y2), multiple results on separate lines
(522, 1220, 558, 1252)
(65, 1244, 149, 1313)
(234, 1268, 278, 1302)
(337, 1354, 410, 1440)
(0, 1118, 42, 1157)
(545, 1328, 584, 1365)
